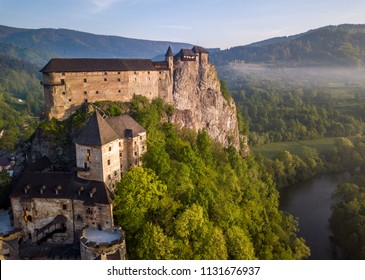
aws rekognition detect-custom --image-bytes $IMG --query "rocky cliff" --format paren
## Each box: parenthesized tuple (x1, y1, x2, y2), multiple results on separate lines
(171, 58, 245, 152)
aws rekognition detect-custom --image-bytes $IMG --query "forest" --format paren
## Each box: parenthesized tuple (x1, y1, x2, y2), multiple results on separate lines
(0, 54, 43, 150)
(111, 96, 310, 259)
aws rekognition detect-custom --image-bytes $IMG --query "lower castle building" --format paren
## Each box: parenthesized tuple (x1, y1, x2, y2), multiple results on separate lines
(7, 111, 147, 259)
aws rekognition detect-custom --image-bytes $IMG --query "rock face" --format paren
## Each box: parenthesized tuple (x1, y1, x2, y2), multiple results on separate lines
(171, 58, 242, 150)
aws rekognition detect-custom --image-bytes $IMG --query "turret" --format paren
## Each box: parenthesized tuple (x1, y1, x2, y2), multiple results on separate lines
(165, 46, 174, 71)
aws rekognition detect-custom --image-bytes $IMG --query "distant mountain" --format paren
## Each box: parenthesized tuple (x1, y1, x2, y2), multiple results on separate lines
(0, 25, 194, 66)
(211, 24, 365, 66)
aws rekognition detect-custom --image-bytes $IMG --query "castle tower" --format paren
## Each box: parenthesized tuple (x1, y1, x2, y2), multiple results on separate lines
(73, 111, 147, 190)
(165, 46, 174, 72)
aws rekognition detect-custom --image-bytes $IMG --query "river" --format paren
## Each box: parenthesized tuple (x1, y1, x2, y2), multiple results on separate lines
(279, 173, 348, 260)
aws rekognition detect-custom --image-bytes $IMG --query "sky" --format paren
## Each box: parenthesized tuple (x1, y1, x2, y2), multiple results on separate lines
(0, 0, 365, 49)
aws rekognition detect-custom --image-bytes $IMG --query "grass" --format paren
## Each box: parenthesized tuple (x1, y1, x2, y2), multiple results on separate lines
(252, 137, 340, 158)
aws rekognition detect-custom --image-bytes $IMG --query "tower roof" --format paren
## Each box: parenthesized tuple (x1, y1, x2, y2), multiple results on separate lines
(192, 46, 209, 54)
(165, 46, 173, 57)
(74, 111, 119, 146)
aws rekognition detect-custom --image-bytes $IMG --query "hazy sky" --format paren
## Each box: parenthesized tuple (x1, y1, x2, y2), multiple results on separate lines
(0, 0, 364, 49)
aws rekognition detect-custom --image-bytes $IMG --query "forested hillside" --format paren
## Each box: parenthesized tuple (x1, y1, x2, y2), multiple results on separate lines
(211, 25, 365, 66)
(0, 25, 194, 66)
(0, 54, 43, 150)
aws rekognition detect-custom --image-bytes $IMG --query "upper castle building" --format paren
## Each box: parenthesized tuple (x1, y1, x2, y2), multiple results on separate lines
(40, 46, 209, 120)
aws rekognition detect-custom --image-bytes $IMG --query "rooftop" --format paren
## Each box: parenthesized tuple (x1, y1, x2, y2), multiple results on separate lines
(74, 111, 146, 146)
(40, 58, 158, 73)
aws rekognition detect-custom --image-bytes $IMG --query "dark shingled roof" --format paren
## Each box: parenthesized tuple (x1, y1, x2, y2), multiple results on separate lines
(106, 114, 146, 138)
(74, 112, 146, 146)
(10, 171, 112, 205)
(74, 111, 119, 146)
(40, 58, 158, 73)
(192, 46, 209, 54)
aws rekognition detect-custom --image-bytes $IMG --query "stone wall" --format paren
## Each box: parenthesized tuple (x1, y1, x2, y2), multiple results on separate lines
(11, 197, 75, 244)
(43, 69, 172, 120)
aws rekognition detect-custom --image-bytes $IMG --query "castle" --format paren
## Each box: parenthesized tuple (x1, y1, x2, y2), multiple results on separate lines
(4, 110, 146, 259)
(41, 46, 209, 120)
(1, 46, 221, 259)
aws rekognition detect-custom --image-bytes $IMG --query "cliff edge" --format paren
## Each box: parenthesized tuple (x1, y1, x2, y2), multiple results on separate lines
(171, 57, 244, 152)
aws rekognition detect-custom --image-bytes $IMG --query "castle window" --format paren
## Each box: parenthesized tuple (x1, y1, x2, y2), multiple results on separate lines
(62, 73, 65, 76)
(142, 145, 145, 151)
(104, 78, 107, 82)
(134, 151, 137, 156)
(84, 91, 87, 95)
(148, 71, 150, 74)
(109, 146, 112, 152)
(140, 136, 142, 140)
(62, 92, 66, 95)
(69, 98, 72, 102)
(134, 71, 137, 74)
(62, 204, 67, 210)
(114, 171, 117, 176)
(119, 152, 122, 157)
(61, 79, 65, 84)
(107, 159, 111, 165)
(96, 91, 99, 94)
(108, 174, 111, 180)
(118, 78, 121, 82)
(118, 90, 121, 93)
(134, 78, 137, 82)
(76, 215, 83, 221)
(159, 71, 162, 74)
(118, 72, 120, 75)
(119, 142, 121, 147)
(104, 72, 108, 75)
(84, 78, 87, 83)
(86, 208, 93, 215)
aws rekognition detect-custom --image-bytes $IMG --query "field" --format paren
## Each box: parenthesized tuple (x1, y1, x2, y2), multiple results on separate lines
(251, 137, 340, 158)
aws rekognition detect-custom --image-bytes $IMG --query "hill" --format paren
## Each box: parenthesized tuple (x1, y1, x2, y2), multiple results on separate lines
(0, 25, 194, 66)
(211, 24, 365, 66)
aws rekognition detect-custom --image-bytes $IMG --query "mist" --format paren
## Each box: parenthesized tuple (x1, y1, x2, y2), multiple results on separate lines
(224, 62, 365, 89)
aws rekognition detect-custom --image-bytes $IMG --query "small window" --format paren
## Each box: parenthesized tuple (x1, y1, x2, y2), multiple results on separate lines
(119, 152, 122, 157)
(118, 72, 120, 75)
(134, 151, 137, 156)
(109, 146, 112, 151)
(104, 72, 108, 75)
(118, 78, 121, 82)
(69, 98, 72, 102)
(84, 91, 87, 95)
(62, 92, 66, 95)
(114, 171, 117, 176)
(61, 79, 65, 84)
(134, 71, 137, 74)
(62, 73, 65, 76)
(140, 136, 142, 140)
(96, 91, 99, 94)
(119, 142, 121, 147)
(62, 204, 67, 210)
(104, 78, 107, 82)
(118, 90, 121, 93)
(84, 78, 87, 83)
(108, 174, 111, 180)
(107, 159, 111, 165)
(148, 71, 150, 74)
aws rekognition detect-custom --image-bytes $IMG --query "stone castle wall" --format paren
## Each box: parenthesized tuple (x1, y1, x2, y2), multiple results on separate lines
(44, 69, 172, 120)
